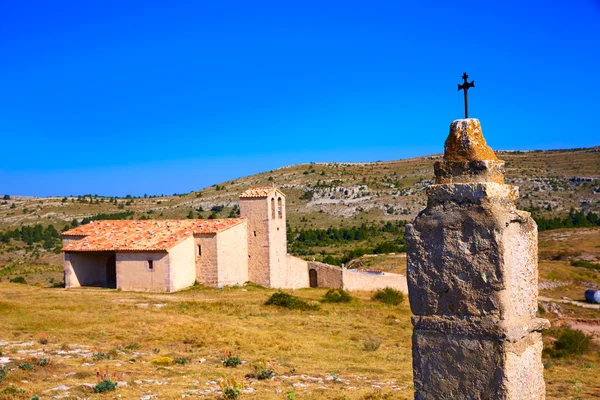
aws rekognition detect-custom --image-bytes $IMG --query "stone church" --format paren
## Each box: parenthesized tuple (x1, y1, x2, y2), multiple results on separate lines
(62, 187, 406, 292)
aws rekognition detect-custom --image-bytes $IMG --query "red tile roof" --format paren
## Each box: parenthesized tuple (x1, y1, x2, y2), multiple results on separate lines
(239, 187, 285, 198)
(61, 218, 246, 252)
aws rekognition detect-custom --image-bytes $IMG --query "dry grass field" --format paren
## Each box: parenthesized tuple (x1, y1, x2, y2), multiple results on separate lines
(0, 284, 415, 399)
(0, 278, 598, 399)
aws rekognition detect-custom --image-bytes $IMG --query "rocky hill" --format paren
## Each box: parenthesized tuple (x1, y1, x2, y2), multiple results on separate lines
(1, 147, 599, 234)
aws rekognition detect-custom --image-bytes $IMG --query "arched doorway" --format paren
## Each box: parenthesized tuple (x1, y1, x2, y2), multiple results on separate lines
(309, 269, 318, 288)
(106, 254, 116, 288)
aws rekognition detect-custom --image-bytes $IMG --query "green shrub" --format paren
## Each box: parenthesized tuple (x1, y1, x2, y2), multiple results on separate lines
(10, 276, 26, 284)
(92, 351, 111, 361)
(18, 362, 34, 371)
(222, 351, 242, 368)
(286, 390, 297, 400)
(372, 287, 404, 305)
(174, 356, 191, 365)
(265, 292, 319, 311)
(252, 359, 275, 380)
(36, 357, 50, 366)
(219, 376, 244, 399)
(570, 260, 600, 271)
(94, 379, 117, 393)
(0, 366, 6, 384)
(544, 326, 593, 358)
(321, 289, 352, 303)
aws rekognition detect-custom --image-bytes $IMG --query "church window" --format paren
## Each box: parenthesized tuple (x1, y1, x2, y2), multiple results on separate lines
(271, 198, 276, 219)
(197, 245, 202, 256)
(277, 197, 283, 219)
(148, 260, 154, 270)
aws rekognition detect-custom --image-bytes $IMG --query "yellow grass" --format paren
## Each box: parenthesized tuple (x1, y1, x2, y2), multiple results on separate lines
(0, 284, 414, 399)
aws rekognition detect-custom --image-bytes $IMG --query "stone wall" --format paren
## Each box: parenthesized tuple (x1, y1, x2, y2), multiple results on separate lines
(217, 221, 249, 286)
(167, 236, 196, 291)
(116, 251, 169, 292)
(307, 261, 343, 288)
(342, 269, 407, 293)
(240, 198, 271, 286)
(280, 255, 310, 289)
(194, 233, 218, 286)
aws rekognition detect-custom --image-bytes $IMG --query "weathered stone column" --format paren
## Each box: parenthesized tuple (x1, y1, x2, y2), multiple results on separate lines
(406, 119, 549, 400)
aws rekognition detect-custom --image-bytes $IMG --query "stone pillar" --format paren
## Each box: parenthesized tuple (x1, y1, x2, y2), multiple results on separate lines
(406, 119, 549, 400)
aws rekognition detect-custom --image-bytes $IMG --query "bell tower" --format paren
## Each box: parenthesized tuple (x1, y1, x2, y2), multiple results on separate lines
(239, 187, 287, 287)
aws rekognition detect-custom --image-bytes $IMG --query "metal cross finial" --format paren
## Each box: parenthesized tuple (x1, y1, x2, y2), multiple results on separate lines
(457, 72, 475, 118)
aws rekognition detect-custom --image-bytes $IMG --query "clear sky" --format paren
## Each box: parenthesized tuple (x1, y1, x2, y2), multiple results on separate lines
(1, 0, 599, 197)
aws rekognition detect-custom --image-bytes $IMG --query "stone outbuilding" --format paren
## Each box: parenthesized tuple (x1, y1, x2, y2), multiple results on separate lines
(62, 187, 407, 292)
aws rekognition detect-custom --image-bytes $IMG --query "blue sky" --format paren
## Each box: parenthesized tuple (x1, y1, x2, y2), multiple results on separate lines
(1, 0, 599, 197)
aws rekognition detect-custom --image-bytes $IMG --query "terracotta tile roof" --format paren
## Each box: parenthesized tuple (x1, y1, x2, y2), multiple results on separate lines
(239, 187, 285, 198)
(61, 218, 246, 252)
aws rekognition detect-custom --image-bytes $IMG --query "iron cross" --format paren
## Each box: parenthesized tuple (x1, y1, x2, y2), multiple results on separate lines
(457, 72, 475, 118)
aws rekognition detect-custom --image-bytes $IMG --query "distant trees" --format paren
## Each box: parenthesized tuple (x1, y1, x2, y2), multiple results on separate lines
(81, 211, 134, 225)
(0, 224, 60, 249)
(533, 208, 600, 232)
(288, 221, 408, 265)
(210, 205, 224, 213)
(2, 195, 9, 200)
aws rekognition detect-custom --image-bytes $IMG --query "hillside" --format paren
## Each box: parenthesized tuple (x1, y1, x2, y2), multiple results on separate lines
(1, 147, 599, 267)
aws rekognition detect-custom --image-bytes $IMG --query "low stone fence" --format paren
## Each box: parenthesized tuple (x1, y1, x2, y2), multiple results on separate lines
(341, 269, 408, 293)
(284, 255, 310, 289)
(307, 261, 344, 288)
(305, 260, 407, 293)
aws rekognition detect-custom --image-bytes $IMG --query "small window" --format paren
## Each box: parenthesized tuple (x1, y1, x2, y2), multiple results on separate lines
(253, 231, 257, 237)
(271, 198, 276, 219)
(197, 245, 202, 256)
(148, 260, 154, 270)
(277, 197, 283, 219)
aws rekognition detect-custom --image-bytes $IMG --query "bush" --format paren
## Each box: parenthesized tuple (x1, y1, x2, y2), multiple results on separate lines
(252, 359, 275, 380)
(151, 356, 173, 365)
(372, 287, 404, 306)
(222, 351, 242, 368)
(9, 276, 26, 284)
(18, 362, 34, 371)
(321, 289, 353, 303)
(363, 337, 381, 352)
(544, 326, 593, 358)
(570, 260, 600, 271)
(174, 356, 191, 365)
(94, 379, 117, 393)
(265, 292, 319, 311)
(37, 357, 50, 366)
(0, 366, 6, 384)
(219, 376, 244, 399)
(92, 351, 111, 361)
